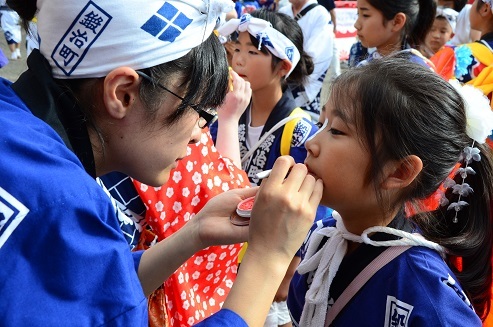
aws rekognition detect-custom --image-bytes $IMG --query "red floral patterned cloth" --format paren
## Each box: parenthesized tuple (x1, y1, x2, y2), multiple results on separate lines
(133, 130, 250, 326)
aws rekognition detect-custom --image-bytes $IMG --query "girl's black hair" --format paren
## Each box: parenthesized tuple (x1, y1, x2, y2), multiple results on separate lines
(248, 9, 314, 87)
(368, 0, 436, 50)
(330, 55, 493, 320)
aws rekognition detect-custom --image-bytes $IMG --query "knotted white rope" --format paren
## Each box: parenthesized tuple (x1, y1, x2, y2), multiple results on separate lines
(297, 211, 444, 327)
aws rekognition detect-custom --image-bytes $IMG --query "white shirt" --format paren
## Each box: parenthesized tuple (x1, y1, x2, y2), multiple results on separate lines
(279, 0, 334, 107)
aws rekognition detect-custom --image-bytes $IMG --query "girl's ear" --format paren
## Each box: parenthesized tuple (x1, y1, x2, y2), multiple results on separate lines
(102, 67, 140, 119)
(381, 155, 423, 190)
(278, 59, 293, 78)
(391, 12, 407, 32)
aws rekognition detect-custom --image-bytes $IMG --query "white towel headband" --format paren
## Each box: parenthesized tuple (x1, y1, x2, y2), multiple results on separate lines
(217, 13, 300, 78)
(436, 7, 459, 33)
(36, 0, 234, 78)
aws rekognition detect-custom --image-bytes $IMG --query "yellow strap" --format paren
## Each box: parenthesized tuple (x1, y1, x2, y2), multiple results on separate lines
(466, 43, 493, 108)
(280, 107, 311, 156)
(467, 65, 493, 108)
(467, 42, 493, 66)
(238, 242, 247, 263)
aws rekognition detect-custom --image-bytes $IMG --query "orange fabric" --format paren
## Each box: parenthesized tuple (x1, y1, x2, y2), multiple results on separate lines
(430, 46, 456, 81)
(134, 130, 250, 326)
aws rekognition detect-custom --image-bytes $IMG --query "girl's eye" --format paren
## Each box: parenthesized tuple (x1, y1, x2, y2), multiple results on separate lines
(328, 128, 343, 135)
(248, 50, 258, 55)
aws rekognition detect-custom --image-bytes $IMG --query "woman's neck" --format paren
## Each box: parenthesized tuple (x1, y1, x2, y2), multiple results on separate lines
(250, 85, 283, 127)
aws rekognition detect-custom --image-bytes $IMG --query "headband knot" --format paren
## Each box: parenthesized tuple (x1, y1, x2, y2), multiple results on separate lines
(217, 13, 300, 77)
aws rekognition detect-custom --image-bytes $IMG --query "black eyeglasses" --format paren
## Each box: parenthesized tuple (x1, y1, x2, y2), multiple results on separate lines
(136, 71, 217, 129)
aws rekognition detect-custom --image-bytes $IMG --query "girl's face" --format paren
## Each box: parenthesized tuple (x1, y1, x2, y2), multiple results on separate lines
(304, 96, 377, 218)
(354, 0, 400, 52)
(106, 86, 203, 187)
(425, 18, 454, 53)
(232, 31, 281, 92)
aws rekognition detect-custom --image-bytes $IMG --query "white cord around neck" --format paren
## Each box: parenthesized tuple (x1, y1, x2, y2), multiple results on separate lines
(297, 211, 444, 327)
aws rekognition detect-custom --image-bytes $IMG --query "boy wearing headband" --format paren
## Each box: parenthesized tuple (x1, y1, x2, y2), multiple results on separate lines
(423, 7, 459, 57)
(0, 0, 323, 325)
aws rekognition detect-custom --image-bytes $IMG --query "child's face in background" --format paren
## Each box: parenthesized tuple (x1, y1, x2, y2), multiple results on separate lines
(231, 32, 281, 92)
(304, 96, 377, 216)
(425, 17, 454, 53)
(354, 0, 401, 52)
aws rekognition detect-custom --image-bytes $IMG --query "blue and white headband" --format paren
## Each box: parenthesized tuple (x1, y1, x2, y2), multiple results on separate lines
(217, 14, 300, 78)
(436, 7, 459, 33)
(36, 0, 234, 78)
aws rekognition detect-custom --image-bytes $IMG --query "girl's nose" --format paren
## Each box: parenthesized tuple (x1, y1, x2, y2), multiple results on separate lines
(354, 18, 361, 30)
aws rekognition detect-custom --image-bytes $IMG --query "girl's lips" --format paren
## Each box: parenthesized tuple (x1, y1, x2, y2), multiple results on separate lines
(305, 164, 318, 179)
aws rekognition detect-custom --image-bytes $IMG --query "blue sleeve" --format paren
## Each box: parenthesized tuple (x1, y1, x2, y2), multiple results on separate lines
(208, 121, 219, 145)
(195, 308, 248, 326)
(132, 250, 144, 272)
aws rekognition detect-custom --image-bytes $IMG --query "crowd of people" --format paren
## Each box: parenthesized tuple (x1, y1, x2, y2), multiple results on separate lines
(1, 0, 493, 326)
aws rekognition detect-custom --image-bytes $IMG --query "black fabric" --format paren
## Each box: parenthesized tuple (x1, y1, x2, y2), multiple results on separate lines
(11, 49, 97, 178)
(480, 32, 493, 43)
(295, 3, 319, 21)
(239, 92, 296, 142)
(317, 0, 335, 12)
(329, 211, 414, 302)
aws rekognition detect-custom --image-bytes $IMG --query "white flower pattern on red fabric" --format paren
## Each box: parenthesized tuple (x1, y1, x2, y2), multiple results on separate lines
(133, 131, 249, 326)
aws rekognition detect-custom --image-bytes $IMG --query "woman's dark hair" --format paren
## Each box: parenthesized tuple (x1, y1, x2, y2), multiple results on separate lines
(65, 33, 228, 147)
(330, 55, 493, 320)
(8, 0, 229, 144)
(368, 0, 436, 50)
(249, 9, 314, 87)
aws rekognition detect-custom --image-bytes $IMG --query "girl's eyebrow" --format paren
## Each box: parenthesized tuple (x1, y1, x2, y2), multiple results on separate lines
(332, 108, 349, 123)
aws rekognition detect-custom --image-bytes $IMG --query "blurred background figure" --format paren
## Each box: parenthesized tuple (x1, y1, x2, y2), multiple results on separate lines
(0, 0, 21, 60)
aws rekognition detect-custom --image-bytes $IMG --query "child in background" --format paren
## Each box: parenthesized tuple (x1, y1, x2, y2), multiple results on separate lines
(287, 55, 493, 326)
(351, 0, 436, 67)
(217, 10, 322, 327)
(0, 2, 21, 60)
(217, 10, 317, 186)
(422, 7, 459, 57)
(430, 0, 493, 147)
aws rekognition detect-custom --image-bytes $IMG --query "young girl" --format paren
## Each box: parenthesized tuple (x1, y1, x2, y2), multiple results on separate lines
(288, 56, 493, 325)
(1, 0, 323, 325)
(351, 0, 436, 67)
(217, 10, 317, 186)
(217, 10, 325, 327)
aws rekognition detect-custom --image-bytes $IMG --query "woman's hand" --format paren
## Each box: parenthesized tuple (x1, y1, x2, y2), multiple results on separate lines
(247, 156, 323, 265)
(189, 186, 258, 249)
